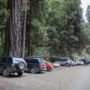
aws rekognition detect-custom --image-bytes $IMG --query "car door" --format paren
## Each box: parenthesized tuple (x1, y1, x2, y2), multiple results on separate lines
(60, 60, 65, 65)
(0, 57, 2, 72)
(58, 60, 63, 65)
(7, 57, 12, 68)
(25, 59, 35, 69)
(1, 57, 8, 68)
(29, 59, 39, 68)
(0, 57, 7, 72)
(25, 59, 31, 69)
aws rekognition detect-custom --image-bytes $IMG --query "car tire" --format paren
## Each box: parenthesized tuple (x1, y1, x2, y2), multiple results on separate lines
(17, 62, 25, 70)
(18, 72, 23, 76)
(3, 68, 10, 77)
(65, 63, 70, 67)
(31, 68, 36, 74)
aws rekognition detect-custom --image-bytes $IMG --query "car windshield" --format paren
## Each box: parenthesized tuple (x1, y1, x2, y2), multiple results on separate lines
(40, 60, 46, 65)
(13, 58, 24, 63)
(60, 59, 68, 61)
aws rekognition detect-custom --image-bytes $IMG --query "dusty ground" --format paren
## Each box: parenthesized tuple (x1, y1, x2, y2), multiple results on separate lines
(0, 66, 90, 90)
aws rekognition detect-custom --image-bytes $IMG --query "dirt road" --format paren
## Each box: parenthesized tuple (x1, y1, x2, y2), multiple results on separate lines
(0, 66, 90, 90)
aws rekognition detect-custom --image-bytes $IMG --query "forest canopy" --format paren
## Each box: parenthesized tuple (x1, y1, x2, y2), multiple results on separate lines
(0, 0, 90, 61)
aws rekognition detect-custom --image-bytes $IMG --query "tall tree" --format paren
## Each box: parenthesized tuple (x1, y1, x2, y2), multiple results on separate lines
(26, 0, 48, 56)
(4, 0, 21, 57)
(21, 0, 28, 57)
(47, 0, 84, 56)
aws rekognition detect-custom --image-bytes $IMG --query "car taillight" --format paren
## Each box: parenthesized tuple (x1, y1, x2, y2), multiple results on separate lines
(87, 61, 89, 63)
(12, 64, 14, 67)
(39, 64, 42, 68)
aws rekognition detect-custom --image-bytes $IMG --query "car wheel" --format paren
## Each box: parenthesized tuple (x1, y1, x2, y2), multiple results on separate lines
(18, 72, 23, 76)
(18, 62, 25, 70)
(31, 68, 36, 74)
(3, 68, 9, 77)
(65, 63, 70, 67)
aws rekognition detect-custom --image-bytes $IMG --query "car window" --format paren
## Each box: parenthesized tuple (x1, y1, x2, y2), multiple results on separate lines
(59, 60, 63, 62)
(63, 59, 68, 61)
(30, 59, 39, 63)
(7, 57, 12, 63)
(40, 60, 45, 65)
(1, 57, 7, 63)
(25, 59, 31, 63)
(13, 58, 24, 63)
(60, 59, 67, 62)
(0, 58, 2, 63)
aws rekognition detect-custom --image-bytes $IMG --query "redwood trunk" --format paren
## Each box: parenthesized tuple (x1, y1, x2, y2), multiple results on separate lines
(22, 10, 27, 57)
(4, 0, 21, 57)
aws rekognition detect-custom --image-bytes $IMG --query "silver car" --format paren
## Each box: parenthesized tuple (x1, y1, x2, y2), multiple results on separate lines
(55, 58, 72, 67)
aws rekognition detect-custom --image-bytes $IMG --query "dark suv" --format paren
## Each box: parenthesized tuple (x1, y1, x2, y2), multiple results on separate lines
(0, 56, 27, 77)
(24, 57, 47, 73)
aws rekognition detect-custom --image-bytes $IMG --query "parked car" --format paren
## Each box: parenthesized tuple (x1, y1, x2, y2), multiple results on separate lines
(52, 62, 61, 68)
(24, 57, 47, 73)
(45, 61, 53, 71)
(80, 59, 89, 65)
(71, 60, 77, 66)
(55, 58, 72, 67)
(83, 58, 90, 64)
(77, 60, 84, 65)
(72, 60, 84, 66)
(0, 56, 27, 77)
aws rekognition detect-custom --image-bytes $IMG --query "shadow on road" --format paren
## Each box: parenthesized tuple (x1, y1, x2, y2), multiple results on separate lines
(0, 73, 25, 78)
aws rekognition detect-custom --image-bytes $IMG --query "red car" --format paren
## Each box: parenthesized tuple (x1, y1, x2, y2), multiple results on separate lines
(45, 61, 53, 71)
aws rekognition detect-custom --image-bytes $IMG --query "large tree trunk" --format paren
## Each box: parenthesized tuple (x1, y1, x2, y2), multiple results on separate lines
(22, 10, 27, 57)
(4, 0, 21, 57)
(26, 12, 32, 56)
(26, 0, 36, 56)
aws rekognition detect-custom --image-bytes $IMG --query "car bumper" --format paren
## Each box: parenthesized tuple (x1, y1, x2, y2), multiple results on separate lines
(36, 68, 47, 72)
(9, 67, 24, 73)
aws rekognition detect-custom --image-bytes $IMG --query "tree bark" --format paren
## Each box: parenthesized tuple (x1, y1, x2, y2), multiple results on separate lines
(4, 0, 21, 57)
(26, 12, 31, 56)
(26, 0, 34, 56)
(22, 10, 27, 57)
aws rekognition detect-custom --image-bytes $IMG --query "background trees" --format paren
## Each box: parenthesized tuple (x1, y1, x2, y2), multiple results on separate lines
(0, 0, 8, 55)
(46, 0, 84, 56)
(0, 0, 90, 60)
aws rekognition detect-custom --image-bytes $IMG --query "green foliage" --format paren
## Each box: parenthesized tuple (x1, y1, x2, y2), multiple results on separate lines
(0, 32, 4, 56)
(0, 0, 90, 59)
(26, 0, 49, 56)
(0, 0, 7, 9)
(0, 9, 9, 30)
(26, 0, 89, 59)
(0, 0, 9, 31)
(83, 22, 90, 54)
(32, 47, 50, 59)
(0, 0, 9, 56)
(45, 0, 85, 56)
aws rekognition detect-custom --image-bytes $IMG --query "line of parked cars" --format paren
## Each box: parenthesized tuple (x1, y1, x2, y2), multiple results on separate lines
(0, 56, 90, 77)
(53, 57, 90, 67)
(0, 56, 53, 77)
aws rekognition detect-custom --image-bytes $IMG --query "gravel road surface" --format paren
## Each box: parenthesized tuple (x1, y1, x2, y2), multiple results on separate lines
(0, 66, 90, 90)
